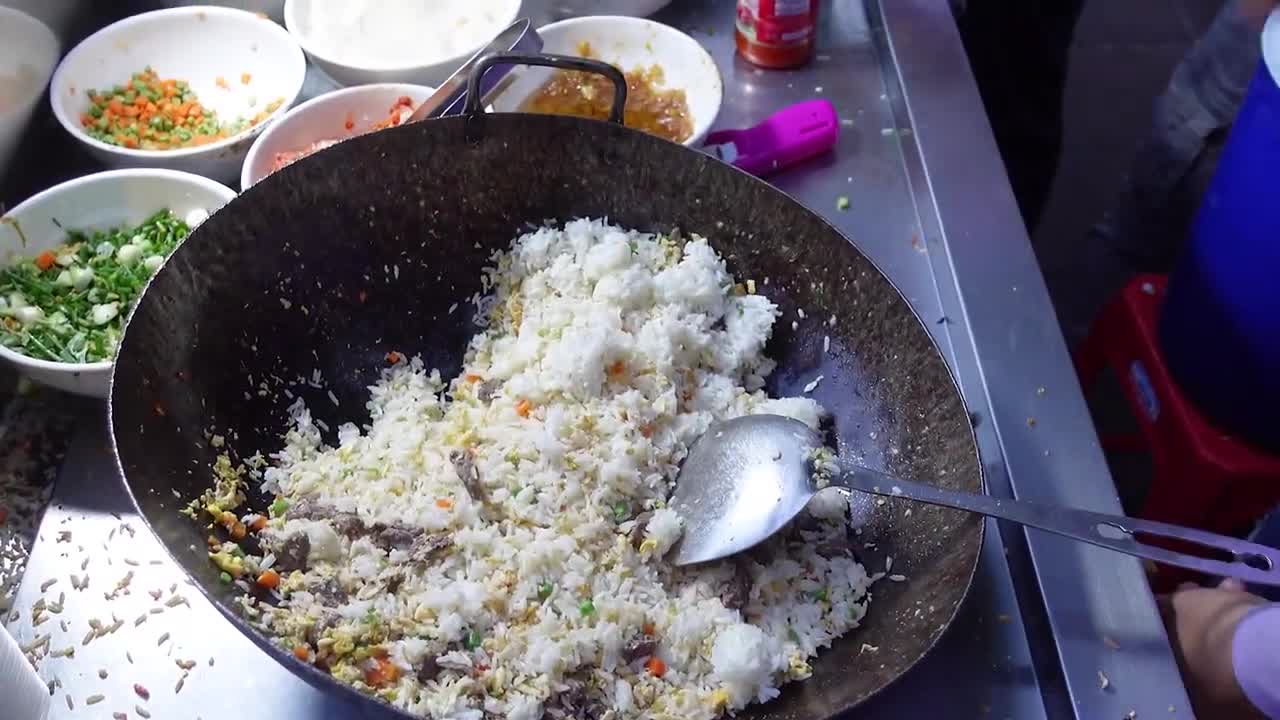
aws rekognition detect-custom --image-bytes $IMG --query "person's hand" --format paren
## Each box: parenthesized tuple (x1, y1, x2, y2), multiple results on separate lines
(1158, 578, 1268, 719)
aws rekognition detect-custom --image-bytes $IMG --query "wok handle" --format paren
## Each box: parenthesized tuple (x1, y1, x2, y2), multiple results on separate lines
(834, 461, 1280, 587)
(464, 52, 628, 124)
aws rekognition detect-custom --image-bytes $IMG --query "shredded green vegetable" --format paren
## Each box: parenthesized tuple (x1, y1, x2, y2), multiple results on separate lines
(0, 210, 189, 363)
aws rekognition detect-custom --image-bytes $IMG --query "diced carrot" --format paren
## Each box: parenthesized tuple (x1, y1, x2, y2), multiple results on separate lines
(215, 76, 229, 90)
(292, 644, 310, 661)
(464, 373, 482, 383)
(121, 106, 139, 117)
(363, 656, 401, 687)
(34, 251, 56, 271)
(256, 568, 280, 589)
(0, 506, 8, 526)
(515, 399, 532, 418)
(435, 498, 453, 509)
(645, 657, 667, 677)
(642, 622, 655, 636)
(344, 113, 355, 131)
(385, 351, 402, 365)
(229, 522, 246, 541)
(80, 113, 94, 126)
(108, 98, 124, 114)
(249, 516, 268, 532)
(640, 424, 653, 439)
(240, 72, 252, 85)
(606, 360, 626, 377)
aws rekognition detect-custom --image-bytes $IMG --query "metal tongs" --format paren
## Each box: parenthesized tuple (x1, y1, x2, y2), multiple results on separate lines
(408, 19, 543, 122)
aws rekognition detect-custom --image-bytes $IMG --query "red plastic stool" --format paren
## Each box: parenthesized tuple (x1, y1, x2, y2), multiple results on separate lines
(1074, 275, 1280, 584)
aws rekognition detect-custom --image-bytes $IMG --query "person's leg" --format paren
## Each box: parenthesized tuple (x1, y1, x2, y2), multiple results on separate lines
(1049, 0, 1265, 347)
(955, 0, 1085, 233)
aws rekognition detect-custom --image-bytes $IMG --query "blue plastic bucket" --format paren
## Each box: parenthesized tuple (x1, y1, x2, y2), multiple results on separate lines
(1160, 9, 1280, 452)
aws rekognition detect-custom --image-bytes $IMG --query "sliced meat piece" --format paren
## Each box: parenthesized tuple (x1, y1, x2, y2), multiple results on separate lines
(449, 449, 484, 501)
(411, 533, 453, 564)
(272, 531, 311, 573)
(720, 562, 752, 611)
(623, 636, 658, 662)
(371, 523, 421, 551)
(477, 380, 500, 403)
(544, 684, 584, 720)
(629, 511, 653, 550)
(330, 512, 366, 538)
(310, 578, 348, 605)
(416, 655, 440, 685)
(287, 497, 329, 520)
(385, 572, 405, 594)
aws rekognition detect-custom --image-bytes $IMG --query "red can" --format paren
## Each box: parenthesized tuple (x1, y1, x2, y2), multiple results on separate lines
(735, 0, 820, 69)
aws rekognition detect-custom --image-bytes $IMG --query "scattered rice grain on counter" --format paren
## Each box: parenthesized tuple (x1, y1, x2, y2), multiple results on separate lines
(191, 220, 873, 720)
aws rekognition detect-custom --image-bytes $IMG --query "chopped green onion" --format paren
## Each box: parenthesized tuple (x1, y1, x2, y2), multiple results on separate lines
(537, 581, 553, 600)
(464, 630, 483, 650)
(579, 600, 595, 616)
(812, 588, 828, 602)
(0, 210, 191, 363)
(229, 545, 244, 558)
(836, 196, 850, 211)
(787, 628, 800, 643)
(218, 572, 232, 584)
(612, 501, 629, 522)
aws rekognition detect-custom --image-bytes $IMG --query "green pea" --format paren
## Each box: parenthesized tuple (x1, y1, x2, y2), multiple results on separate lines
(269, 497, 289, 517)
(579, 600, 595, 616)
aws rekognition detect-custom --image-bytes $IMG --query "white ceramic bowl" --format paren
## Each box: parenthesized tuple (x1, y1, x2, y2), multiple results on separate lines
(159, 0, 286, 23)
(548, 1, 671, 18)
(49, 6, 306, 183)
(491, 16, 722, 147)
(240, 82, 435, 190)
(0, 6, 60, 174)
(0, 169, 236, 398)
(284, 0, 522, 88)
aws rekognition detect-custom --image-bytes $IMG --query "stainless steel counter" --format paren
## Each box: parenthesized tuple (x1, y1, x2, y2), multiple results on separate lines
(3, 1, 1193, 719)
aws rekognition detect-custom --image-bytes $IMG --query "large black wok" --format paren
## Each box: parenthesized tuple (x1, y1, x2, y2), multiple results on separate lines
(110, 54, 984, 720)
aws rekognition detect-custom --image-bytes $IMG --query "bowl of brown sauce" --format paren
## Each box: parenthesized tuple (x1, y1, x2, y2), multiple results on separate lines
(492, 16, 723, 147)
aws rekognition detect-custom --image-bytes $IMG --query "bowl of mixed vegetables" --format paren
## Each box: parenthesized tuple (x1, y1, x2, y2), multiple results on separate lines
(48, 5, 305, 183)
(0, 168, 235, 398)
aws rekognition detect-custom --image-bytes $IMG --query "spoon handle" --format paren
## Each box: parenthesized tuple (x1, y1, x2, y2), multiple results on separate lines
(834, 463, 1280, 587)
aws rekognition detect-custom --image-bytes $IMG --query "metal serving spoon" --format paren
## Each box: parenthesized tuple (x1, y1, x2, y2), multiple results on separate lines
(669, 414, 1280, 586)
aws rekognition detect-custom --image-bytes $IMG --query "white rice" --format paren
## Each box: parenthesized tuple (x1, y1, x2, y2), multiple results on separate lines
(242, 219, 872, 720)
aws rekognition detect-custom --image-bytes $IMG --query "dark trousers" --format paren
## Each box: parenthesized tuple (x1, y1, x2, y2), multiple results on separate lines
(954, 0, 1086, 233)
